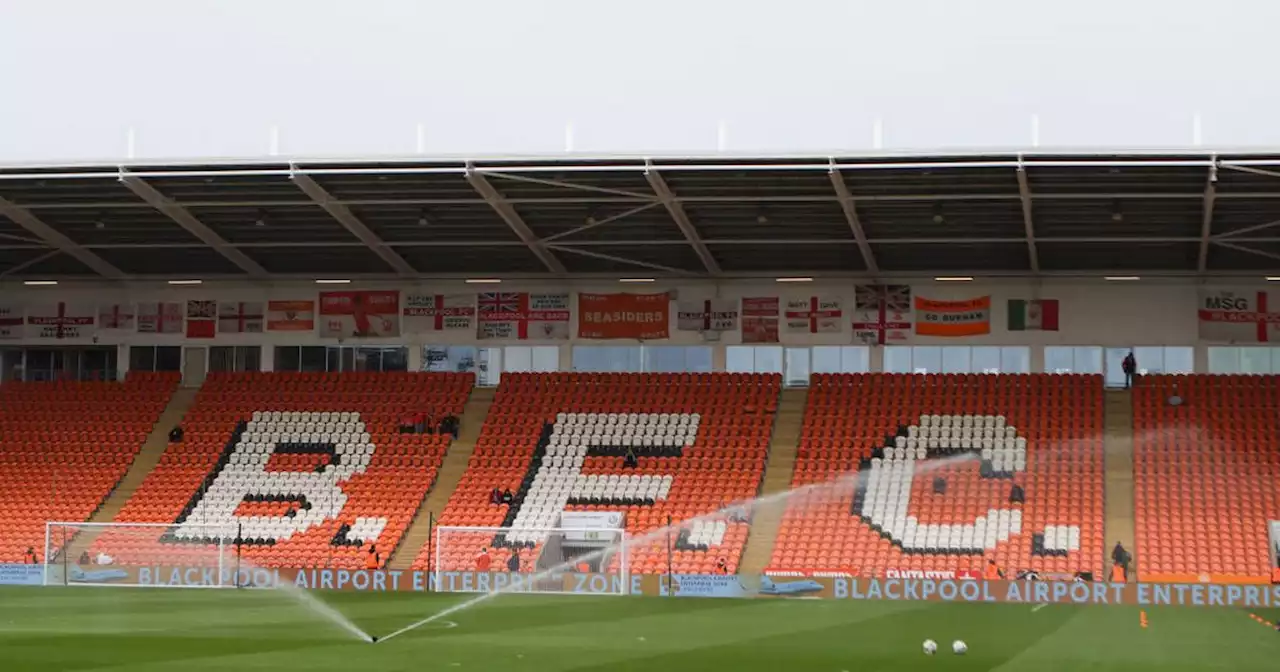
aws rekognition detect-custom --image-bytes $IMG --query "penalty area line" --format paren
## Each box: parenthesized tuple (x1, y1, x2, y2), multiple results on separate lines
(1031, 603, 1048, 613)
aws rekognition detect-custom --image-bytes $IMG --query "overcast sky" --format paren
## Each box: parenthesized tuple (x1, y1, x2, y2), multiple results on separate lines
(1, 0, 1277, 163)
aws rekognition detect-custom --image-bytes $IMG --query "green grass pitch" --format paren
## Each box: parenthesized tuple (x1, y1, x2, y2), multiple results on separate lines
(2, 587, 1279, 670)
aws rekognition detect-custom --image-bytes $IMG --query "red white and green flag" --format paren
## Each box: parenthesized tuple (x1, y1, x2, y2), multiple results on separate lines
(1007, 299, 1059, 331)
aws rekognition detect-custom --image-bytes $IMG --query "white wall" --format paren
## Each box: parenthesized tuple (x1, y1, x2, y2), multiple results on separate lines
(0, 277, 1247, 352)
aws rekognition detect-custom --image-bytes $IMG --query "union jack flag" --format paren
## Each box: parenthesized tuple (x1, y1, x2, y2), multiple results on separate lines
(478, 292, 519, 313)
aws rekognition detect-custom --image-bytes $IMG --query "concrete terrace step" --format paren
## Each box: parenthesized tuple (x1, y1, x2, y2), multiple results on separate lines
(388, 387, 495, 570)
(1102, 389, 1136, 575)
(737, 387, 808, 577)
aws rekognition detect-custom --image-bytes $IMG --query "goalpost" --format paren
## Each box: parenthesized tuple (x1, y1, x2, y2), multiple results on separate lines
(433, 525, 630, 596)
(43, 521, 239, 588)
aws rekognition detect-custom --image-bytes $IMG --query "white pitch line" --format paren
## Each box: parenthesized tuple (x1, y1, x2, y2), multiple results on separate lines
(1031, 603, 1049, 613)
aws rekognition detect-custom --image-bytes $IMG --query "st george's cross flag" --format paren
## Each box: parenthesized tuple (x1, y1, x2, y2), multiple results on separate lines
(676, 299, 738, 333)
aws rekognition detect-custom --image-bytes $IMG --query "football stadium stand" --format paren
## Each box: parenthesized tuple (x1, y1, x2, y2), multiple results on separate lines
(0, 372, 179, 563)
(92, 371, 471, 569)
(1134, 374, 1279, 581)
(415, 372, 780, 575)
(768, 373, 1105, 579)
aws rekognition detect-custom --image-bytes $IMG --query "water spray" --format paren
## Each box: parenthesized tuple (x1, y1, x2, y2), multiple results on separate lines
(236, 558, 375, 643)
(374, 453, 977, 644)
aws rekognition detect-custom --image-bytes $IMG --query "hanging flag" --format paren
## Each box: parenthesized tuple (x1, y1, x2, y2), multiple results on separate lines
(1007, 299, 1060, 331)
(676, 299, 738, 333)
(98, 303, 135, 332)
(218, 301, 265, 333)
(741, 297, 780, 343)
(318, 291, 400, 338)
(0, 303, 23, 340)
(578, 292, 670, 340)
(784, 296, 843, 334)
(1197, 289, 1280, 342)
(476, 292, 570, 340)
(852, 284, 913, 345)
(403, 294, 476, 333)
(266, 300, 315, 332)
(26, 302, 96, 340)
(137, 302, 183, 334)
(915, 296, 991, 337)
(185, 300, 217, 338)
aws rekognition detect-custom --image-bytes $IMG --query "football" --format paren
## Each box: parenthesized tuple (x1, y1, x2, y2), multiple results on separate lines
(953, 640, 968, 655)
(922, 639, 938, 655)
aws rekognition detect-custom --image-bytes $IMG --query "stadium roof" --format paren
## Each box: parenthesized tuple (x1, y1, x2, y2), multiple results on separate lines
(2, 151, 1280, 282)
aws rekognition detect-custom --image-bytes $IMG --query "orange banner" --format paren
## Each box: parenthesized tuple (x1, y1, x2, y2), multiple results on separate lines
(578, 292, 670, 340)
(914, 295, 991, 337)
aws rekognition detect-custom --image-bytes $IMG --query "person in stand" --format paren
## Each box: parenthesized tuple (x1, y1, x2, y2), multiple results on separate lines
(501, 488, 514, 506)
(623, 447, 638, 469)
(168, 425, 184, 443)
(1111, 541, 1131, 579)
(475, 547, 492, 573)
(439, 414, 460, 439)
(78, 550, 90, 565)
(507, 547, 521, 573)
(983, 558, 1004, 581)
(365, 545, 380, 570)
(1122, 351, 1137, 389)
(23, 547, 38, 565)
(490, 487, 503, 505)
(715, 557, 729, 575)
(1110, 561, 1126, 583)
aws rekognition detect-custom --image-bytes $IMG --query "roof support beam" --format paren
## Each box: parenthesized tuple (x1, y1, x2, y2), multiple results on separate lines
(1015, 165, 1041, 274)
(643, 162, 720, 275)
(119, 173, 267, 277)
(465, 165, 566, 274)
(1213, 217, 1280, 239)
(479, 170, 657, 200)
(547, 244, 691, 275)
(1217, 162, 1280, 180)
(289, 170, 418, 276)
(0, 249, 62, 278)
(0, 196, 124, 279)
(1197, 162, 1218, 273)
(27, 190, 1280, 212)
(828, 168, 879, 274)
(1212, 239, 1280, 264)
(539, 202, 664, 244)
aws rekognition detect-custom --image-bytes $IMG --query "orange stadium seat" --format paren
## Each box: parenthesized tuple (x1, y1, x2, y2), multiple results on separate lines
(1133, 374, 1279, 581)
(768, 373, 1104, 579)
(93, 371, 472, 570)
(0, 372, 179, 563)
(412, 372, 780, 575)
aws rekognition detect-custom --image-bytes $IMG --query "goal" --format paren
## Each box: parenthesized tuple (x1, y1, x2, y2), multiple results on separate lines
(43, 521, 239, 588)
(433, 525, 630, 595)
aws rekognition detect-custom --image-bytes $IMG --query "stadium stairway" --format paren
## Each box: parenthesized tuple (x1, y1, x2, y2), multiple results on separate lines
(736, 388, 806, 577)
(56, 386, 202, 562)
(1103, 389, 1136, 575)
(388, 386, 495, 570)
(89, 386, 201, 525)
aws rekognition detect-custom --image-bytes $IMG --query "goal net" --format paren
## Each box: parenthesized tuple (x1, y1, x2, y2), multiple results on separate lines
(43, 521, 239, 588)
(433, 525, 630, 595)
